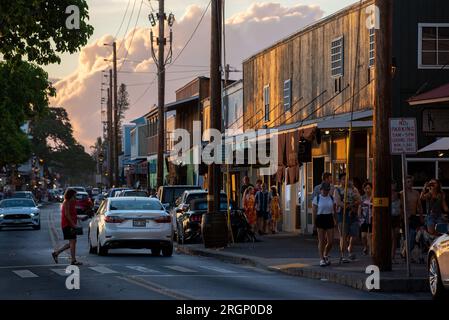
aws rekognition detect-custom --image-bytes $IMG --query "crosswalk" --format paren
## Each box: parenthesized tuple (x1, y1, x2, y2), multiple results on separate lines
(5, 263, 274, 280)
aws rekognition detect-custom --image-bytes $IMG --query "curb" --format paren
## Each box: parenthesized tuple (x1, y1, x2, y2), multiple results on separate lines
(177, 245, 428, 293)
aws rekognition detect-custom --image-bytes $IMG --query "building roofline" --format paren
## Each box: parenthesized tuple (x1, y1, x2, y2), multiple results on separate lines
(175, 76, 210, 95)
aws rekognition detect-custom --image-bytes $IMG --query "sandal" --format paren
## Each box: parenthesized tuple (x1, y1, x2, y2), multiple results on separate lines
(71, 260, 83, 266)
(52, 251, 58, 264)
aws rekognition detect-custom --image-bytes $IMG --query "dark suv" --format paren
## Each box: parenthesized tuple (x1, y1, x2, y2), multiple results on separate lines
(157, 185, 202, 211)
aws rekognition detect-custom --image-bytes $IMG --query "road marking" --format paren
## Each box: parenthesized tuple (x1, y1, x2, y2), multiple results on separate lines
(199, 266, 236, 273)
(164, 265, 198, 273)
(51, 269, 69, 276)
(126, 266, 160, 273)
(238, 265, 274, 274)
(89, 266, 117, 274)
(0, 264, 69, 269)
(12, 270, 39, 278)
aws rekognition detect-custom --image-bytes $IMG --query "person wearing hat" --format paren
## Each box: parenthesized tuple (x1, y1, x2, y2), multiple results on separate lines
(312, 182, 337, 267)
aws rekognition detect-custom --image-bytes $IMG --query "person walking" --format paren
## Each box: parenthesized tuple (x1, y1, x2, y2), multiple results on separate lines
(312, 182, 337, 267)
(243, 186, 257, 233)
(255, 183, 270, 235)
(52, 189, 82, 265)
(391, 182, 401, 263)
(269, 186, 281, 234)
(240, 176, 254, 207)
(312, 172, 334, 201)
(420, 179, 448, 236)
(358, 182, 373, 256)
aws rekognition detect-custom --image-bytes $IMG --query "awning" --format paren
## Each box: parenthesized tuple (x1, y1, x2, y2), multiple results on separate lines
(418, 137, 449, 153)
(408, 83, 449, 106)
(317, 110, 373, 129)
(165, 95, 199, 112)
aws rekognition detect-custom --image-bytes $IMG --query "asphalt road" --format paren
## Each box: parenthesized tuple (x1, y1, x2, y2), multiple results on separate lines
(0, 203, 430, 300)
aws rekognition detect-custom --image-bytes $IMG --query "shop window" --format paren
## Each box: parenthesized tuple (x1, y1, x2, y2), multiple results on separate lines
(407, 161, 436, 188)
(418, 23, 449, 68)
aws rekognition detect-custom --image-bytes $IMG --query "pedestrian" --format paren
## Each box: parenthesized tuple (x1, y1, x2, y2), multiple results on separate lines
(312, 172, 334, 201)
(358, 182, 373, 256)
(334, 173, 361, 262)
(420, 179, 448, 236)
(240, 176, 254, 206)
(400, 175, 424, 258)
(269, 186, 281, 234)
(243, 186, 257, 233)
(312, 182, 337, 267)
(254, 179, 263, 193)
(391, 182, 401, 263)
(51, 189, 83, 265)
(255, 183, 270, 235)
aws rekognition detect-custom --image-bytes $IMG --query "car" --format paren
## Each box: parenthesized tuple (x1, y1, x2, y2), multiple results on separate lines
(12, 191, 36, 202)
(75, 191, 94, 216)
(176, 197, 232, 244)
(0, 198, 41, 230)
(88, 197, 173, 256)
(106, 187, 128, 198)
(117, 189, 149, 197)
(67, 186, 87, 193)
(93, 194, 105, 212)
(157, 185, 202, 211)
(92, 188, 100, 196)
(428, 223, 449, 299)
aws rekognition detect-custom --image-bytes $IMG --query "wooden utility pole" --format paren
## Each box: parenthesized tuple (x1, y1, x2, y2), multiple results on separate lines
(372, 0, 393, 271)
(113, 42, 119, 187)
(156, 0, 166, 188)
(107, 85, 113, 188)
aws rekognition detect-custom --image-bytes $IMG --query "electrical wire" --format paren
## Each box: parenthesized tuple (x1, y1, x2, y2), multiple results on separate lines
(119, 0, 144, 72)
(114, 0, 131, 40)
(117, 0, 137, 55)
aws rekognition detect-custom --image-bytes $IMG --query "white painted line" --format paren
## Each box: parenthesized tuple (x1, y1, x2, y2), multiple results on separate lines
(0, 264, 69, 269)
(126, 266, 160, 273)
(89, 266, 118, 274)
(12, 270, 39, 278)
(164, 265, 198, 273)
(51, 269, 69, 276)
(199, 266, 236, 274)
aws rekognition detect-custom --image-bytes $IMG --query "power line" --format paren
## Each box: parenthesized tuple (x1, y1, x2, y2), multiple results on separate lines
(114, 0, 131, 40)
(118, 69, 209, 74)
(117, 0, 137, 55)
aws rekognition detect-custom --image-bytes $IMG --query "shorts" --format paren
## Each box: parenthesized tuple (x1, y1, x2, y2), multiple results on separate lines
(391, 215, 401, 229)
(256, 210, 269, 220)
(360, 223, 372, 233)
(62, 226, 77, 240)
(338, 222, 359, 237)
(316, 214, 335, 230)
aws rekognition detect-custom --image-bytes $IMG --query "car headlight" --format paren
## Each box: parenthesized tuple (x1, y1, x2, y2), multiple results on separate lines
(31, 212, 39, 217)
(0, 214, 4, 218)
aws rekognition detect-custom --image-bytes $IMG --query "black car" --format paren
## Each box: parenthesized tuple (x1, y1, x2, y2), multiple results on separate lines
(176, 198, 233, 244)
(157, 185, 202, 211)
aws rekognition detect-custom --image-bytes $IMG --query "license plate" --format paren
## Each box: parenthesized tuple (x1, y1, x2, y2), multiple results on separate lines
(133, 219, 146, 227)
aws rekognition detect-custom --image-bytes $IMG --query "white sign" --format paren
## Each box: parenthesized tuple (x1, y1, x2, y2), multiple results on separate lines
(389, 118, 417, 155)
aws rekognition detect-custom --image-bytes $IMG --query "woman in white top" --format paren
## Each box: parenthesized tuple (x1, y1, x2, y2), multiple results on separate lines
(312, 182, 337, 267)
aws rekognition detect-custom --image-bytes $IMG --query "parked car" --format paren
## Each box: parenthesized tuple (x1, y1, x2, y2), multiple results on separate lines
(176, 197, 232, 244)
(428, 223, 449, 299)
(93, 194, 105, 212)
(75, 191, 94, 216)
(157, 185, 202, 211)
(88, 197, 173, 256)
(117, 189, 149, 197)
(0, 198, 41, 230)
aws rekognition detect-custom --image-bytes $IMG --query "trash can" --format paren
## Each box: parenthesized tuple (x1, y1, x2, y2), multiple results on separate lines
(201, 213, 228, 248)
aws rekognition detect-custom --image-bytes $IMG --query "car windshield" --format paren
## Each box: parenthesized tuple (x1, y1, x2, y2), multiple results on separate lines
(192, 201, 231, 211)
(13, 192, 32, 199)
(109, 200, 163, 211)
(76, 194, 89, 200)
(0, 199, 36, 208)
(123, 191, 148, 197)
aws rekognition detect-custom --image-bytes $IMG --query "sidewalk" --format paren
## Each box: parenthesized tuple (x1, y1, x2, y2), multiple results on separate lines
(177, 233, 428, 293)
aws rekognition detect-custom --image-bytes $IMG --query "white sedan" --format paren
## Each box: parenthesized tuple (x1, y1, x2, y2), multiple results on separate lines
(88, 197, 173, 256)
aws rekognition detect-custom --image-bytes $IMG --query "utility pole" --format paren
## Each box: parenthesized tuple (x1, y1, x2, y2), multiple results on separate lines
(113, 42, 119, 187)
(107, 85, 113, 188)
(203, 0, 227, 248)
(372, 0, 393, 271)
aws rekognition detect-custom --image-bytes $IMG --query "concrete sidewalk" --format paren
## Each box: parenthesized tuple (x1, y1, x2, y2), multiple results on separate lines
(177, 233, 428, 293)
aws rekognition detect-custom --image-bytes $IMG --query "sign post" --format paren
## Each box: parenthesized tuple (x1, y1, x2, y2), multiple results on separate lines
(389, 118, 418, 277)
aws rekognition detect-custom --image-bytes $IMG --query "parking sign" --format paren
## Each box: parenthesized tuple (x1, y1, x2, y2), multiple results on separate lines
(389, 118, 417, 155)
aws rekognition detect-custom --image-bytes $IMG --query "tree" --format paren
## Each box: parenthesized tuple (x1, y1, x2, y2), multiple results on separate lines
(117, 83, 130, 153)
(0, 60, 55, 168)
(0, 0, 94, 65)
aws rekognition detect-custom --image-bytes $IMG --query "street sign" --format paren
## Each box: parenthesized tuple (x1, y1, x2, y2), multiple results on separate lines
(389, 118, 417, 155)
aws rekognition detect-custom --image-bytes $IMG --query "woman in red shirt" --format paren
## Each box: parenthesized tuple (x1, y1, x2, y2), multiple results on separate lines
(52, 189, 82, 265)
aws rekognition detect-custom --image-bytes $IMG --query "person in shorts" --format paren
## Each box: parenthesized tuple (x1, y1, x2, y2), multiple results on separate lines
(358, 182, 373, 256)
(313, 182, 337, 267)
(255, 183, 270, 235)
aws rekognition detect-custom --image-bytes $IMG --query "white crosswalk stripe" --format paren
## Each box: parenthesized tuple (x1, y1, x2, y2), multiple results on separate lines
(164, 265, 198, 273)
(199, 266, 236, 274)
(89, 266, 118, 274)
(126, 266, 160, 273)
(12, 270, 39, 278)
(51, 269, 69, 276)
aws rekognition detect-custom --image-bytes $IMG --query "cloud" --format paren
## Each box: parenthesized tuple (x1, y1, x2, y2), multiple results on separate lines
(50, 2, 324, 149)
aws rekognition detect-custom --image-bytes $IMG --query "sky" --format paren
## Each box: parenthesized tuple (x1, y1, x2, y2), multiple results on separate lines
(45, 0, 356, 150)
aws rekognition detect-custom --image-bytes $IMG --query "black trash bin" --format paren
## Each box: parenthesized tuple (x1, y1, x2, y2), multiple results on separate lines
(201, 213, 228, 248)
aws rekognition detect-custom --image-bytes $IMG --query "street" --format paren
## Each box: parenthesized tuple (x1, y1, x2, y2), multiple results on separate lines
(0, 203, 429, 300)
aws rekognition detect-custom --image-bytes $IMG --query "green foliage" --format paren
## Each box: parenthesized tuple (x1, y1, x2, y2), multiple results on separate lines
(0, 0, 94, 65)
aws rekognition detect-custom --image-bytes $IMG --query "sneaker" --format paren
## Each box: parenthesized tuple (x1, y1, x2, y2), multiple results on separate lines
(324, 256, 331, 266)
(348, 253, 356, 260)
(362, 248, 368, 256)
(340, 256, 350, 263)
(320, 259, 327, 267)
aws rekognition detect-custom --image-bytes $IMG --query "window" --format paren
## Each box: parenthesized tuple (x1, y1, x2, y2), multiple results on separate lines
(369, 28, 375, 67)
(283, 79, 292, 111)
(263, 85, 270, 122)
(418, 23, 449, 68)
(331, 37, 344, 77)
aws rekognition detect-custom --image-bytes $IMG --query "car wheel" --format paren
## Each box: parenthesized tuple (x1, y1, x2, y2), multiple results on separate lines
(429, 254, 447, 300)
(151, 247, 161, 256)
(162, 244, 173, 257)
(88, 228, 96, 254)
(97, 235, 108, 256)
